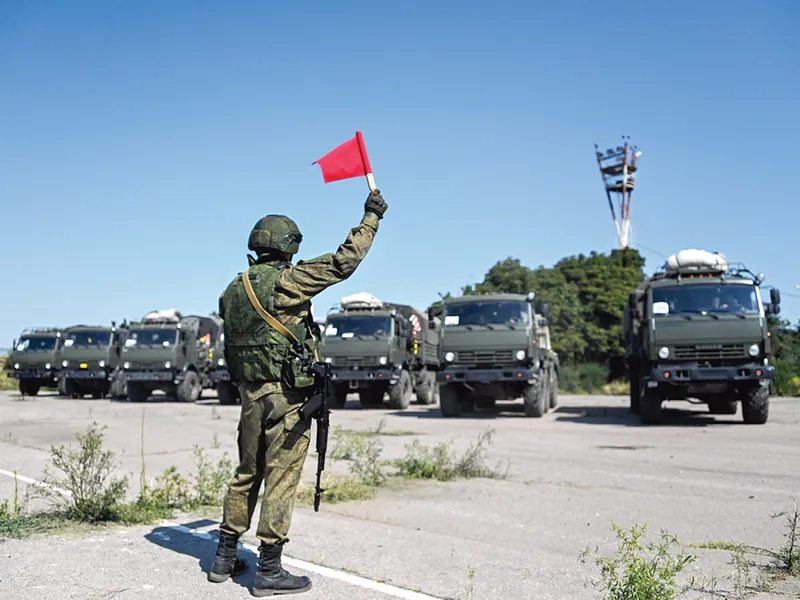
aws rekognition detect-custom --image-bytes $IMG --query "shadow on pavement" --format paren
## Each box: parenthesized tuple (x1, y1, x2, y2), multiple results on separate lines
(144, 519, 257, 592)
(552, 404, 744, 427)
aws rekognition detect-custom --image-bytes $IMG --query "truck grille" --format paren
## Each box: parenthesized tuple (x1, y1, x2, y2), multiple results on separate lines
(332, 356, 379, 367)
(456, 350, 514, 364)
(127, 361, 169, 370)
(74, 359, 104, 368)
(672, 344, 745, 360)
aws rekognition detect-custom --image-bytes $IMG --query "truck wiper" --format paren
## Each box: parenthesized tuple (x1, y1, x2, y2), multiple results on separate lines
(700, 312, 720, 320)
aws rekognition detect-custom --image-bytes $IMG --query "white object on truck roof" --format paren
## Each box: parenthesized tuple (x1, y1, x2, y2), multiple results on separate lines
(341, 292, 383, 309)
(142, 308, 182, 323)
(665, 249, 728, 273)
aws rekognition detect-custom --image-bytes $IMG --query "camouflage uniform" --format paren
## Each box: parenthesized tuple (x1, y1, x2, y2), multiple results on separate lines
(209, 190, 387, 597)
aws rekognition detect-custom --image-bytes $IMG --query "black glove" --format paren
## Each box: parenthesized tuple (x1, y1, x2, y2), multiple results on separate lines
(364, 189, 388, 219)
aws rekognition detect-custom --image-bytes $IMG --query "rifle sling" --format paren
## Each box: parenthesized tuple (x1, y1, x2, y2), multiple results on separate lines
(240, 269, 319, 362)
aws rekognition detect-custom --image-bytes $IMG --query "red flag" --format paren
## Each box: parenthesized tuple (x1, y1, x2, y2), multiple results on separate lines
(313, 131, 373, 184)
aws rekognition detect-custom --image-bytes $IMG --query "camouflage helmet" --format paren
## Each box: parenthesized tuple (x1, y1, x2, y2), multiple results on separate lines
(247, 215, 303, 255)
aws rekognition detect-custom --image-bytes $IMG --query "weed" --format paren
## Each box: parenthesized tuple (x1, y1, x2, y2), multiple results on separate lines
(769, 499, 800, 575)
(464, 566, 476, 600)
(395, 429, 508, 482)
(211, 433, 220, 449)
(0, 356, 17, 392)
(329, 423, 387, 487)
(296, 474, 376, 506)
(580, 522, 696, 600)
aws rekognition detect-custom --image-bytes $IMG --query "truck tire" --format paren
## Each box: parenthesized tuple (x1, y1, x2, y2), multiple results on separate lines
(549, 370, 559, 409)
(332, 384, 349, 409)
(388, 370, 412, 410)
(523, 382, 546, 417)
(217, 381, 239, 405)
(57, 377, 68, 397)
(64, 379, 81, 399)
(639, 381, 663, 425)
(414, 369, 437, 405)
(127, 382, 149, 403)
(629, 372, 641, 414)
(707, 398, 737, 415)
(109, 370, 127, 399)
(19, 380, 40, 396)
(741, 385, 769, 424)
(177, 371, 201, 403)
(439, 384, 462, 418)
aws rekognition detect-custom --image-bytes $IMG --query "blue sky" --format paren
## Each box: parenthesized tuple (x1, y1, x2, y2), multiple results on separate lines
(1, 1, 799, 347)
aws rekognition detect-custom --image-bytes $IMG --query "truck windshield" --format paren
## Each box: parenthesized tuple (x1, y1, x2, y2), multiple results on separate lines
(126, 329, 179, 346)
(65, 330, 112, 347)
(443, 301, 529, 326)
(652, 284, 760, 315)
(16, 336, 58, 351)
(325, 316, 392, 337)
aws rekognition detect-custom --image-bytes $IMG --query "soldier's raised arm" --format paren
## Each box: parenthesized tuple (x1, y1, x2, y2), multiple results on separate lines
(274, 190, 388, 309)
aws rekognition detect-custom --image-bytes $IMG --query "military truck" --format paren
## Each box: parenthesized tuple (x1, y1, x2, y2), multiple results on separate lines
(121, 309, 221, 403)
(321, 292, 441, 409)
(206, 329, 240, 405)
(434, 292, 559, 418)
(623, 249, 780, 425)
(6, 327, 64, 395)
(59, 323, 130, 399)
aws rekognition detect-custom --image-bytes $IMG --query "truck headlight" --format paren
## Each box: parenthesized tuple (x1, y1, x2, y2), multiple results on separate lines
(45, 363, 51, 370)
(748, 344, 760, 357)
(164, 361, 171, 369)
(515, 350, 526, 361)
(324, 357, 332, 364)
(62, 360, 69, 367)
(379, 356, 388, 365)
(217, 358, 226, 366)
(123, 362, 130, 369)
(14, 363, 19, 370)
(445, 351, 455, 362)
(99, 360, 105, 368)
(658, 347, 669, 359)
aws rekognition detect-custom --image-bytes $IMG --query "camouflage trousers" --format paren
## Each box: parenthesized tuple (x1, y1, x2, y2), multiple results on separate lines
(220, 381, 312, 545)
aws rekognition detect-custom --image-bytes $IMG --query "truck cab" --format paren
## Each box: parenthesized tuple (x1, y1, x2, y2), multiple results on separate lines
(121, 309, 220, 403)
(625, 249, 779, 424)
(6, 327, 64, 396)
(436, 292, 559, 417)
(321, 292, 440, 410)
(59, 323, 129, 399)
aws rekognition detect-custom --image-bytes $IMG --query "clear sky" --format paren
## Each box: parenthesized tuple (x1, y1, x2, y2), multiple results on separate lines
(1, 1, 798, 346)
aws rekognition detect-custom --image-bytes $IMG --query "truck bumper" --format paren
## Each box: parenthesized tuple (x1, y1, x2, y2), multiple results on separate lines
(125, 370, 174, 383)
(65, 369, 110, 381)
(330, 368, 398, 385)
(437, 367, 536, 384)
(649, 362, 775, 384)
(11, 369, 57, 381)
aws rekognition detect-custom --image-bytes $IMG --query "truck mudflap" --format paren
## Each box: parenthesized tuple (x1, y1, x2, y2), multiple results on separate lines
(330, 368, 397, 383)
(65, 368, 110, 380)
(125, 370, 174, 382)
(649, 362, 776, 383)
(12, 369, 57, 380)
(437, 367, 536, 384)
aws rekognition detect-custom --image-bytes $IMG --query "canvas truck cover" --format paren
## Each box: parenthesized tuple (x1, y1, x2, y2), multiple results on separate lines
(665, 249, 728, 274)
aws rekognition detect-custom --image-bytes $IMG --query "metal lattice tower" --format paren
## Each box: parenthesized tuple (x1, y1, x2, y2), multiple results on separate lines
(594, 136, 642, 248)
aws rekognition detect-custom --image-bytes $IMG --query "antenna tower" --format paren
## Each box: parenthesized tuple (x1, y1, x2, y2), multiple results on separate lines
(594, 136, 642, 248)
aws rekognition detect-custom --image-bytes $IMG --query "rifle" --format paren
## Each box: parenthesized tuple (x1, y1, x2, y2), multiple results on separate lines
(298, 359, 332, 512)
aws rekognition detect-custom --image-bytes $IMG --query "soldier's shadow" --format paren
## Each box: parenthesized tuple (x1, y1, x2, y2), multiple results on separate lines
(144, 521, 257, 591)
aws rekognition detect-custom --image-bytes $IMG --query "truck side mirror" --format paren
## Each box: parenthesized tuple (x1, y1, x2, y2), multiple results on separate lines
(540, 303, 549, 318)
(427, 306, 435, 320)
(12, 339, 16, 350)
(771, 288, 781, 307)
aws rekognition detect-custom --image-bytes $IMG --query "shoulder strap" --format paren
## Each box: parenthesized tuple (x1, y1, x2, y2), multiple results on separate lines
(240, 269, 301, 346)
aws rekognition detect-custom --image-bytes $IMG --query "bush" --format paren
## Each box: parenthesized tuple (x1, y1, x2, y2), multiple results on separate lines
(0, 356, 17, 392)
(559, 363, 612, 394)
(772, 359, 800, 397)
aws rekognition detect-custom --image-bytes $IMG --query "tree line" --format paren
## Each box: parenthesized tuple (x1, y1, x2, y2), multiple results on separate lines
(433, 247, 800, 395)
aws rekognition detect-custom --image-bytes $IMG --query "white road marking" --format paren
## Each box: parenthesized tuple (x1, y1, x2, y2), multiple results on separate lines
(0, 469, 443, 599)
(0, 468, 72, 497)
(161, 520, 443, 600)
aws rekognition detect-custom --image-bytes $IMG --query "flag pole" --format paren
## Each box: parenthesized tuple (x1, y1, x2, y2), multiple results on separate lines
(355, 131, 376, 191)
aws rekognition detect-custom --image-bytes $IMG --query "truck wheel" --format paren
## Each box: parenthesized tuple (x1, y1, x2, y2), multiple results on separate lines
(177, 371, 201, 403)
(19, 380, 40, 396)
(629, 371, 641, 414)
(388, 370, 412, 410)
(741, 385, 769, 424)
(57, 377, 68, 396)
(707, 399, 737, 415)
(127, 382, 149, 403)
(332, 384, 349, 409)
(523, 382, 546, 417)
(549, 370, 559, 409)
(414, 370, 436, 405)
(217, 381, 240, 405)
(639, 384, 663, 425)
(109, 371, 127, 399)
(439, 384, 462, 418)
(358, 387, 384, 408)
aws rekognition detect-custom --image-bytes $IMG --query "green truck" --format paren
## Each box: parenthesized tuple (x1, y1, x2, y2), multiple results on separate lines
(6, 327, 64, 395)
(206, 329, 241, 405)
(121, 309, 221, 403)
(623, 249, 780, 425)
(434, 292, 560, 418)
(321, 292, 441, 409)
(59, 323, 130, 399)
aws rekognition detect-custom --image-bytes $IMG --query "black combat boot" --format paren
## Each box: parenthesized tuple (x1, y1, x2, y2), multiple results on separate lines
(251, 542, 312, 597)
(208, 530, 249, 583)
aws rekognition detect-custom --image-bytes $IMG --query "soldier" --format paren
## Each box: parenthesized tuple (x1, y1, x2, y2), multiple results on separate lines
(208, 189, 387, 596)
